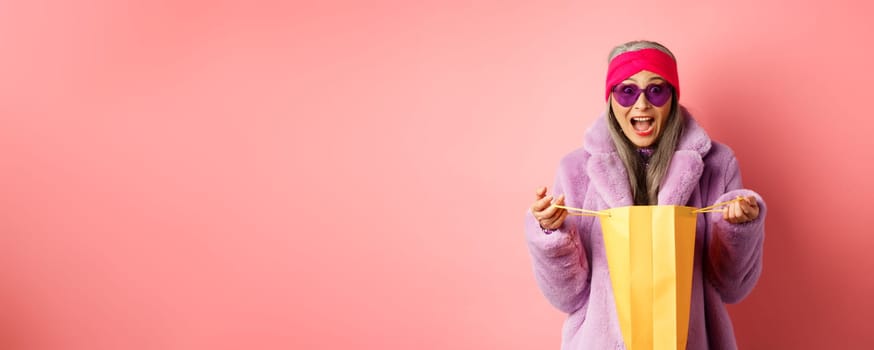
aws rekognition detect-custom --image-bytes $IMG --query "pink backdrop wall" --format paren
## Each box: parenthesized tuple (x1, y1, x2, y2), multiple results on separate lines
(1, 1, 872, 349)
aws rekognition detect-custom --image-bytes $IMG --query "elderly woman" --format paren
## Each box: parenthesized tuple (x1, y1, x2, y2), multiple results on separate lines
(525, 40, 766, 349)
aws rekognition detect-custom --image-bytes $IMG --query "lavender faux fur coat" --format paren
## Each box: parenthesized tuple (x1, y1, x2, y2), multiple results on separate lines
(524, 112, 766, 349)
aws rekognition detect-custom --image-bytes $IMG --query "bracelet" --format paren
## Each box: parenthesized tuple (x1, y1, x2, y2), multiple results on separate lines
(541, 226, 557, 234)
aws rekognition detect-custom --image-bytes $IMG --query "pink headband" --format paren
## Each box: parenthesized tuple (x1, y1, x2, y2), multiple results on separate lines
(605, 48, 679, 101)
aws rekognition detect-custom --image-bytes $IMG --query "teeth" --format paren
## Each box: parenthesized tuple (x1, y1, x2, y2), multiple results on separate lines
(632, 117, 653, 122)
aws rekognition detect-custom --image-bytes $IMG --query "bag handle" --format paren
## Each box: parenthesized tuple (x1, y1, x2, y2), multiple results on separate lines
(550, 196, 744, 216)
(691, 196, 744, 213)
(550, 204, 610, 217)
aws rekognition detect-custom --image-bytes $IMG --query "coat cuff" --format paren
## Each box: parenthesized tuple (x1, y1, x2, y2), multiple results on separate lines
(708, 189, 767, 244)
(525, 209, 575, 257)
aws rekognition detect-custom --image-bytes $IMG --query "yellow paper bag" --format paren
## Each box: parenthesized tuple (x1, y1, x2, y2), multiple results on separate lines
(599, 205, 697, 350)
(553, 200, 737, 350)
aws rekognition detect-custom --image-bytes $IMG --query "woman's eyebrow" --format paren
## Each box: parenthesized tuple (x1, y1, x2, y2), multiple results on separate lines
(622, 77, 666, 84)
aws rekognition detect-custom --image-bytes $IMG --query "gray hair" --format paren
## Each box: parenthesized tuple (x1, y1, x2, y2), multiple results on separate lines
(606, 40, 685, 205)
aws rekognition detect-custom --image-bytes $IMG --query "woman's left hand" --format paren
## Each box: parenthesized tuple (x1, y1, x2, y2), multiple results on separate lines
(723, 195, 759, 224)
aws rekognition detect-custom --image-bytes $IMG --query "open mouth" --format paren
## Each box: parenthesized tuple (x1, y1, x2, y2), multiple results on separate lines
(631, 117, 654, 136)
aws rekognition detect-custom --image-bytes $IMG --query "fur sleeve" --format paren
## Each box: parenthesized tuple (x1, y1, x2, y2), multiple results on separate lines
(705, 156, 767, 304)
(524, 152, 591, 314)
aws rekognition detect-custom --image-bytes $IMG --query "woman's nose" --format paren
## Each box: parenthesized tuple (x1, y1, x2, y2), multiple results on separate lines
(633, 93, 651, 109)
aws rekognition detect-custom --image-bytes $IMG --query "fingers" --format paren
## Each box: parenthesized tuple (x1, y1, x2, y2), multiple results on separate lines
(734, 201, 747, 223)
(531, 191, 568, 230)
(742, 195, 760, 221)
(542, 207, 568, 230)
(725, 202, 736, 224)
(542, 196, 568, 229)
(733, 201, 748, 223)
(744, 196, 759, 211)
(723, 201, 739, 224)
(531, 186, 549, 211)
(531, 193, 554, 212)
(538, 194, 565, 219)
(738, 199, 751, 216)
(535, 186, 547, 199)
(724, 196, 758, 224)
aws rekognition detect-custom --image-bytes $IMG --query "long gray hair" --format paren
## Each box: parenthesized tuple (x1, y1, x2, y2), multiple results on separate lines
(606, 40, 685, 205)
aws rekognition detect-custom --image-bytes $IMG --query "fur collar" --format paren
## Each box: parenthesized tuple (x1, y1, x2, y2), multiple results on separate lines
(582, 110, 712, 208)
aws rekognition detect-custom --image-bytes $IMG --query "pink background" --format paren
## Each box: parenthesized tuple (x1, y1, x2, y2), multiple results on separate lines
(1, 0, 872, 349)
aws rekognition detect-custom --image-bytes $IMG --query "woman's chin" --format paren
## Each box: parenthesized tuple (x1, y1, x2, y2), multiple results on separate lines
(624, 126, 659, 147)
(627, 134, 656, 147)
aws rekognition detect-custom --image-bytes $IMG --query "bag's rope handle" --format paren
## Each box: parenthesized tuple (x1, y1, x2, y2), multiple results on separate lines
(551, 197, 744, 216)
(550, 204, 610, 217)
(691, 196, 744, 213)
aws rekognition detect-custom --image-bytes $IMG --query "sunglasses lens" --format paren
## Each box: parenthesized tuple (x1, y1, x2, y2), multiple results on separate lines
(645, 83, 672, 106)
(612, 84, 640, 107)
(612, 83, 673, 107)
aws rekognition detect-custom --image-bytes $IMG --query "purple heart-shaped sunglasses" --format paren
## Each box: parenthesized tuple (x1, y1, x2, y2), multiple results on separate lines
(611, 82, 674, 107)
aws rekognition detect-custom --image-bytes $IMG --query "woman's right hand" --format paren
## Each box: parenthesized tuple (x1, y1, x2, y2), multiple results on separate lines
(531, 186, 568, 230)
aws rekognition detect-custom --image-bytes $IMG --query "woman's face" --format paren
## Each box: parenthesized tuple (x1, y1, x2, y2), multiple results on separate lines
(609, 70, 673, 148)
